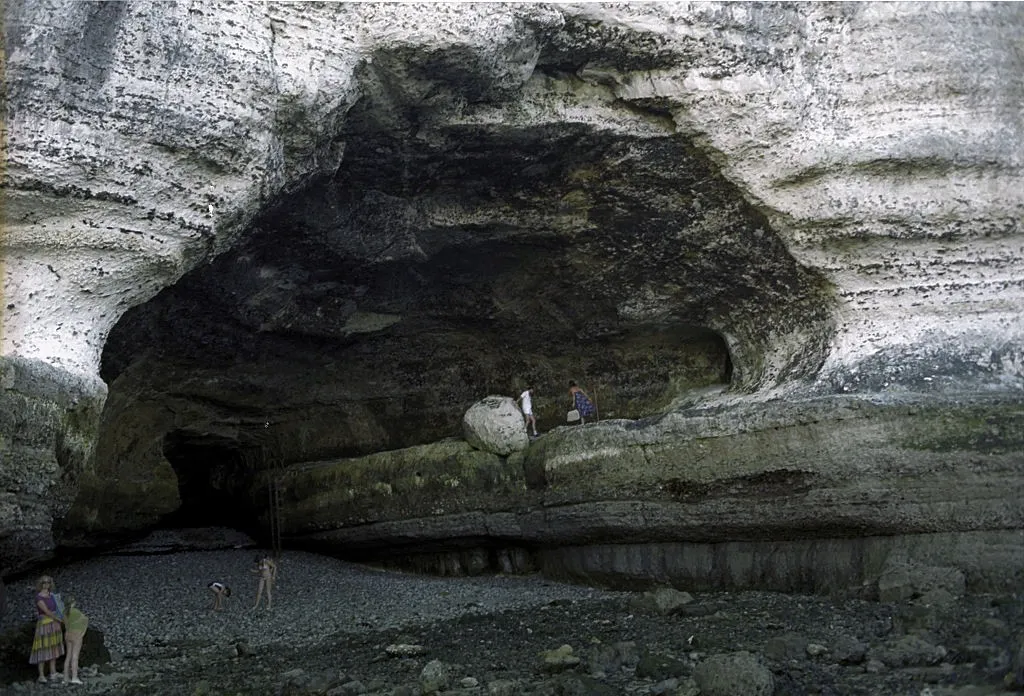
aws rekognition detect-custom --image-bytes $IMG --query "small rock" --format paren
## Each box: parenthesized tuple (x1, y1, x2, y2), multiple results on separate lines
(864, 659, 886, 674)
(420, 659, 451, 694)
(764, 633, 809, 662)
(651, 587, 694, 614)
(832, 635, 867, 665)
(898, 663, 955, 683)
(636, 651, 689, 681)
(460, 676, 479, 688)
(540, 644, 581, 672)
(807, 643, 829, 657)
(307, 671, 337, 695)
(385, 643, 428, 657)
(587, 640, 639, 676)
(587, 643, 619, 676)
(916, 587, 958, 607)
(279, 667, 312, 693)
(692, 651, 773, 696)
(487, 679, 519, 696)
(629, 587, 695, 615)
(344, 680, 367, 695)
(893, 602, 948, 633)
(671, 677, 700, 696)
(556, 674, 618, 696)
(869, 635, 947, 667)
(614, 641, 640, 668)
(649, 677, 678, 695)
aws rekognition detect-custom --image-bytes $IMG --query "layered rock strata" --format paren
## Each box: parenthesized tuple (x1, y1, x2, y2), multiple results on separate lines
(261, 392, 1023, 592)
(1, 2, 1022, 581)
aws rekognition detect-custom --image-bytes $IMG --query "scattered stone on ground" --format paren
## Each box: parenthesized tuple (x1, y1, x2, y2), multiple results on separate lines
(0, 548, 1020, 695)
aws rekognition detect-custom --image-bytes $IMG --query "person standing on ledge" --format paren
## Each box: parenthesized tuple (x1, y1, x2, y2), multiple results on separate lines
(29, 575, 64, 684)
(518, 386, 539, 437)
(568, 381, 597, 425)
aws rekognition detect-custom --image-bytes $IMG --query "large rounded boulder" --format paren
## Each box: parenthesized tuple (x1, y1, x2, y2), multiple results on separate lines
(462, 396, 529, 456)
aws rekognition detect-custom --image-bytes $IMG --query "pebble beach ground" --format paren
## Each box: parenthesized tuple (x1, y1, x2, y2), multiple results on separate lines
(0, 544, 628, 694)
(0, 536, 1020, 696)
(2, 549, 618, 661)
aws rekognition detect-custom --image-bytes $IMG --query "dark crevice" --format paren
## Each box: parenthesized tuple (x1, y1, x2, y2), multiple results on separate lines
(160, 431, 258, 534)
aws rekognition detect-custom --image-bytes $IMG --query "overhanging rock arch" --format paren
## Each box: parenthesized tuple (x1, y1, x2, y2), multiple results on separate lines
(2, 3, 1020, 584)
(7, 2, 839, 566)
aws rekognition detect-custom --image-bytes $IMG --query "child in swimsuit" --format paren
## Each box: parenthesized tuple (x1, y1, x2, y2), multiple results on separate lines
(251, 555, 278, 610)
(62, 596, 88, 685)
(208, 582, 231, 611)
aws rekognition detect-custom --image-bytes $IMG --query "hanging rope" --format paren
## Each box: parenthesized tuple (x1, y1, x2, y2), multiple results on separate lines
(263, 421, 283, 560)
(268, 474, 282, 560)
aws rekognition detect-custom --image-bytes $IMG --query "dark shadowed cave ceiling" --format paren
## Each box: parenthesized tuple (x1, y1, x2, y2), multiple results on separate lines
(98, 115, 833, 475)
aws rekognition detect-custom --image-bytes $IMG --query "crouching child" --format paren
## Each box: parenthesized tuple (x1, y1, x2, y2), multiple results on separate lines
(208, 582, 231, 611)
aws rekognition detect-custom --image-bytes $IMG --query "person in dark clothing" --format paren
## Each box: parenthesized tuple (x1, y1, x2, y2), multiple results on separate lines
(568, 381, 596, 425)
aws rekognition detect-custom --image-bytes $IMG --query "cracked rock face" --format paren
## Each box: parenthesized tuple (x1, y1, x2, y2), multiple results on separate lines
(2, 2, 1023, 578)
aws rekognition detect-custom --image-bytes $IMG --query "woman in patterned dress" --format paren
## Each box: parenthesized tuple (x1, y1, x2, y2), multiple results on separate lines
(568, 381, 597, 425)
(29, 575, 64, 683)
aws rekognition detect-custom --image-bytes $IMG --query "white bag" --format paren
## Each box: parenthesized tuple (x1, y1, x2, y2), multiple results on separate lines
(566, 409, 581, 423)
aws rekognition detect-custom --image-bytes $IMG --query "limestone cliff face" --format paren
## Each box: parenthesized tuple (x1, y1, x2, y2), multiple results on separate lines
(1, 2, 1022, 578)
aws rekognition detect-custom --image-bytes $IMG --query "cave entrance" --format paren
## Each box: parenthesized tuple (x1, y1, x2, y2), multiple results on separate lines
(161, 430, 256, 533)
(583, 324, 733, 418)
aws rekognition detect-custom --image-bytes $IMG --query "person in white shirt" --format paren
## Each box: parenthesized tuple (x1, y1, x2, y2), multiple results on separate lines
(518, 387, 538, 437)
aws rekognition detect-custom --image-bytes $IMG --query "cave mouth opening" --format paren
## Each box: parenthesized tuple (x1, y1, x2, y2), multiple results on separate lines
(160, 430, 259, 536)
(585, 323, 734, 418)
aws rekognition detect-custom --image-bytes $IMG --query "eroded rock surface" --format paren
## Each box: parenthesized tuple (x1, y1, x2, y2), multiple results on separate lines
(1, 2, 1022, 580)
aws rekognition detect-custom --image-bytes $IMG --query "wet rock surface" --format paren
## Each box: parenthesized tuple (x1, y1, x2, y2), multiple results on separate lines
(0, 550, 1020, 696)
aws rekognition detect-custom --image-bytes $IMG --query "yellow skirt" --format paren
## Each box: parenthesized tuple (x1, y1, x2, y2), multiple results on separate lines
(29, 617, 64, 664)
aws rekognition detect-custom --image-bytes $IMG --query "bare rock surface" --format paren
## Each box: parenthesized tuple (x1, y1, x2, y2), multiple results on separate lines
(102, 527, 258, 555)
(1, 1, 1022, 583)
